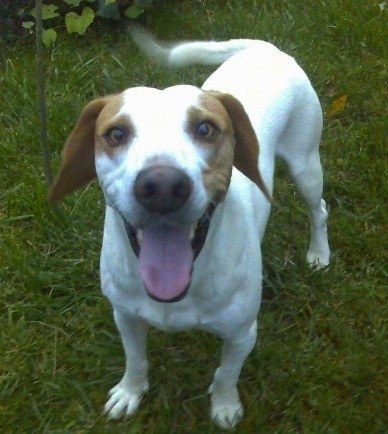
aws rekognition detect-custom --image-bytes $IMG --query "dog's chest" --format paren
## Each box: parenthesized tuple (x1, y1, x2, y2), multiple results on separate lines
(131, 298, 210, 332)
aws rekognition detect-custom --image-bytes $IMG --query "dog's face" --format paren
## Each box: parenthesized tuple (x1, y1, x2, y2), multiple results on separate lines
(48, 85, 268, 302)
(94, 86, 236, 228)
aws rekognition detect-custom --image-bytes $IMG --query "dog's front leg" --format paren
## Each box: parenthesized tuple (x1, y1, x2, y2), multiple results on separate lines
(104, 312, 149, 420)
(209, 320, 257, 429)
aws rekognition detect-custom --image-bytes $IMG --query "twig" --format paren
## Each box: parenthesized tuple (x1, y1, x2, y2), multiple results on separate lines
(35, 0, 53, 186)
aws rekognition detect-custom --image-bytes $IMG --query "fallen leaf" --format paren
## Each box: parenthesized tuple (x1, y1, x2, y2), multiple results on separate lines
(325, 95, 348, 118)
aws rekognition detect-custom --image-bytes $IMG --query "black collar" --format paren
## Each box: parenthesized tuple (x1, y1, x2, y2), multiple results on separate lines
(121, 204, 216, 260)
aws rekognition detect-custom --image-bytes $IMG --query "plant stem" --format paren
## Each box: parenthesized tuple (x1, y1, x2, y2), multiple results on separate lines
(35, 0, 53, 186)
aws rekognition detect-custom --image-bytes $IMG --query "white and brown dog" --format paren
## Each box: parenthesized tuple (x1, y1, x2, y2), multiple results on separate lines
(48, 30, 330, 429)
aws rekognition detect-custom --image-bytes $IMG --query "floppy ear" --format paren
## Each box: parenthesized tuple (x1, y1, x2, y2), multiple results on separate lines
(207, 91, 271, 202)
(47, 97, 111, 202)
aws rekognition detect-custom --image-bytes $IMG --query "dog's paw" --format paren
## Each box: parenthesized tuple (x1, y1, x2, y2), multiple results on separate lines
(103, 382, 148, 420)
(211, 401, 244, 430)
(209, 385, 244, 429)
(307, 246, 330, 269)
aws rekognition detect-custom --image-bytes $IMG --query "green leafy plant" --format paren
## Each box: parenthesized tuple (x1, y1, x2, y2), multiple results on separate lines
(22, 0, 154, 46)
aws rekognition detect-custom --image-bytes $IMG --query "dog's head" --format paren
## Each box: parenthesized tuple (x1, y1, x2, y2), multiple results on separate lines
(48, 85, 269, 302)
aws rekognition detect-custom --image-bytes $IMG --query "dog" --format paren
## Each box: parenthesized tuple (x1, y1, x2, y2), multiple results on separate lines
(48, 30, 330, 429)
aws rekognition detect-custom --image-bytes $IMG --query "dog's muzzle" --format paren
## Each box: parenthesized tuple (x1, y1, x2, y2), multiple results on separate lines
(115, 165, 216, 303)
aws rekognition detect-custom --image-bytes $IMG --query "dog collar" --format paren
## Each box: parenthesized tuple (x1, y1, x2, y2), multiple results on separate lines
(121, 204, 216, 260)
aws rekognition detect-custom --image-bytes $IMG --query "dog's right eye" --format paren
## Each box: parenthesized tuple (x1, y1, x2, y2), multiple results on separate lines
(196, 121, 219, 140)
(105, 128, 126, 146)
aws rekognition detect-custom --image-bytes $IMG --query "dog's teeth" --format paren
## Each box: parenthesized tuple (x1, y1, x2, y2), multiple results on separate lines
(138, 230, 143, 243)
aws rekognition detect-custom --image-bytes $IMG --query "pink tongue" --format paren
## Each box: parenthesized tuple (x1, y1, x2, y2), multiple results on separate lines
(139, 225, 193, 302)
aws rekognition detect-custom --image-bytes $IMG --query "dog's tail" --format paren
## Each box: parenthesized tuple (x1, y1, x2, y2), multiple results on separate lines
(130, 26, 260, 68)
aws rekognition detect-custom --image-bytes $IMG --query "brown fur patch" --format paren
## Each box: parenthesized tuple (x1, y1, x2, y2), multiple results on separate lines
(186, 94, 235, 203)
(206, 91, 271, 202)
(95, 104, 135, 157)
(47, 94, 123, 201)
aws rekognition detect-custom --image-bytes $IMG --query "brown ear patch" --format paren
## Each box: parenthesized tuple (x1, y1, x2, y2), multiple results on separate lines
(206, 91, 271, 202)
(47, 96, 113, 202)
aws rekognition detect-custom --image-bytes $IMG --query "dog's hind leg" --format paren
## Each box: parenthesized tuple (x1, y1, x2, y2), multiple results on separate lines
(209, 320, 257, 429)
(281, 146, 330, 267)
(276, 85, 330, 268)
(104, 313, 149, 419)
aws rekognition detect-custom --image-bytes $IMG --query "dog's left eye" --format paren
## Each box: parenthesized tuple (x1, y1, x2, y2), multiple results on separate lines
(106, 128, 126, 146)
(196, 122, 218, 140)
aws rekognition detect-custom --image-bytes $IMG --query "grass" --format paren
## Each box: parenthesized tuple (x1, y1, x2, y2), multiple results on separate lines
(0, 0, 387, 432)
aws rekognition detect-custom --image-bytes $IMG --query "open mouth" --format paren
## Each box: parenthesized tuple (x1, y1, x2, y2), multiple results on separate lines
(122, 204, 215, 303)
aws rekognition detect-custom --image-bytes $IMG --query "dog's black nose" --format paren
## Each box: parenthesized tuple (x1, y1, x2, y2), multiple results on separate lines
(134, 165, 192, 214)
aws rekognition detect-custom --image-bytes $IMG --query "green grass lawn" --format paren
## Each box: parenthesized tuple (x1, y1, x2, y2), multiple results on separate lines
(1, 0, 387, 432)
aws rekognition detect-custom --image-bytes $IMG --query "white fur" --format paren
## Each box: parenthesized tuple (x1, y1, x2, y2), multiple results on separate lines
(98, 35, 330, 429)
